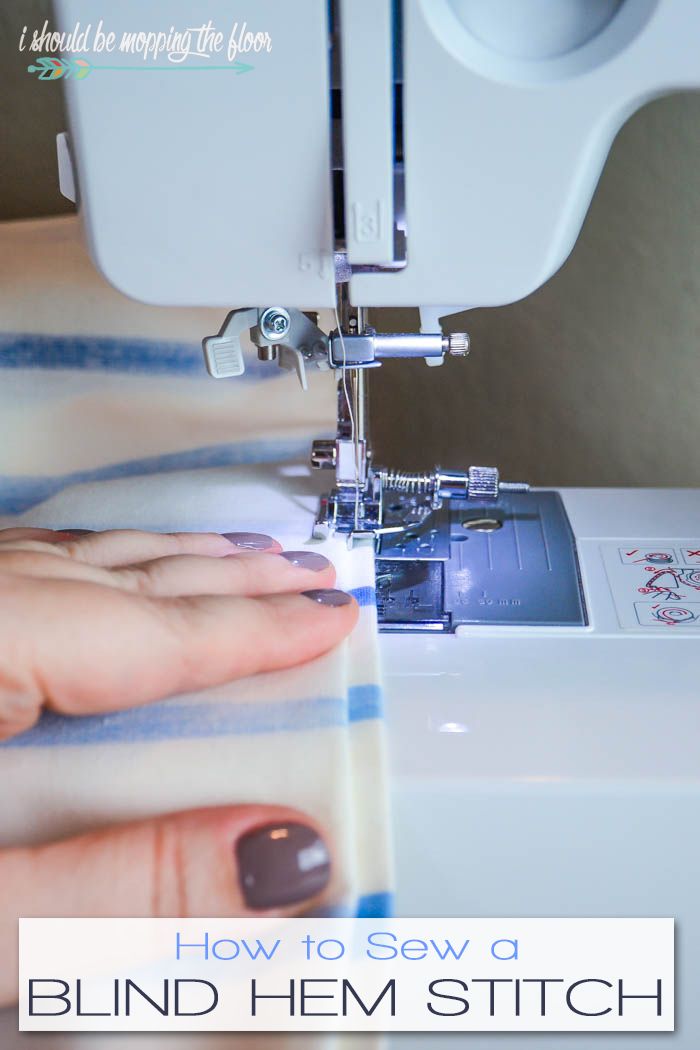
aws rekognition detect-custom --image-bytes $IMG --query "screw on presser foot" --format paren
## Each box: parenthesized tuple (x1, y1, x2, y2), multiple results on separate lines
(258, 307, 291, 341)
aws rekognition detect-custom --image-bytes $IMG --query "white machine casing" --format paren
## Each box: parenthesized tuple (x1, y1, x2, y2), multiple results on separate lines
(55, 0, 700, 310)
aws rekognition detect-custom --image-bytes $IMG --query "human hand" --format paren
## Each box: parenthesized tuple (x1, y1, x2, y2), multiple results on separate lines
(0, 526, 357, 738)
(0, 527, 357, 1005)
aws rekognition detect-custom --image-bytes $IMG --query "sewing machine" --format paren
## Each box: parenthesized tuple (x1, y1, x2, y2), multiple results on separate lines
(55, 0, 700, 1044)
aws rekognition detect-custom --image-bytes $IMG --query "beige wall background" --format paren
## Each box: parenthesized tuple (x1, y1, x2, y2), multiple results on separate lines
(2, 1, 699, 487)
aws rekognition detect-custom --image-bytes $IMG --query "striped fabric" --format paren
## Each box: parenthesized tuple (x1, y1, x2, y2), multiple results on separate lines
(0, 218, 393, 938)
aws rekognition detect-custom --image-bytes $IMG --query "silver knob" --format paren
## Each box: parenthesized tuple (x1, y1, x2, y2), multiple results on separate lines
(467, 465, 500, 502)
(447, 332, 470, 357)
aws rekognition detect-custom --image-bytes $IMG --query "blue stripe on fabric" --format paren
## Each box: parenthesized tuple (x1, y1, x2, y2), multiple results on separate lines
(0, 438, 311, 515)
(315, 893, 394, 918)
(0, 333, 279, 380)
(348, 683, 383, 722)
(356, 892, 394, 919)
(2, 698, 345, 748)
(1, 684, 382, 749)
(349, 585, 376, 607)
(306, 892, 394, 919)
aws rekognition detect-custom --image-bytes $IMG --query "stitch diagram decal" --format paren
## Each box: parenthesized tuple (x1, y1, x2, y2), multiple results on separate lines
(638, 566, 700, 601)
(604, 543, 700, 629)
(649, 605, 699, 626)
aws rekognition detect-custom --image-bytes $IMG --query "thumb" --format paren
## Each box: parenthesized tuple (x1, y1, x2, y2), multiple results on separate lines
(0, 805, 333, 1007)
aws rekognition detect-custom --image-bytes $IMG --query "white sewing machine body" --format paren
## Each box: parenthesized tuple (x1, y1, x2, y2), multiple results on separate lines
(53, 0, 700, 311)
(385, 485, 700, 1047)
(53, 0, 700, 1044)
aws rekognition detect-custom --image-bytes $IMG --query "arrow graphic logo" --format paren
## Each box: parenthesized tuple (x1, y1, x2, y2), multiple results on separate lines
(27, 56, 91, 80)
(27, 56, 254, 81)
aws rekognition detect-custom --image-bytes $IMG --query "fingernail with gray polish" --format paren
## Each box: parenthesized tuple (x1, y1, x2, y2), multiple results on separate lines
(302, 588, 353, 607)
(223, 532, 276, 550)
(280, 551, 330, 572)
(236, 822, 331, 909)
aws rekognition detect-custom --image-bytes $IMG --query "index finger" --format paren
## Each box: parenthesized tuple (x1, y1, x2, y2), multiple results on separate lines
(55, 530, 283, 566)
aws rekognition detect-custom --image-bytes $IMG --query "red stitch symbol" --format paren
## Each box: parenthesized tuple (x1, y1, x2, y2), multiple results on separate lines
(653, 606, 698, 626)
(624, 549, 673, 564)
(642, 568, 686, 600)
